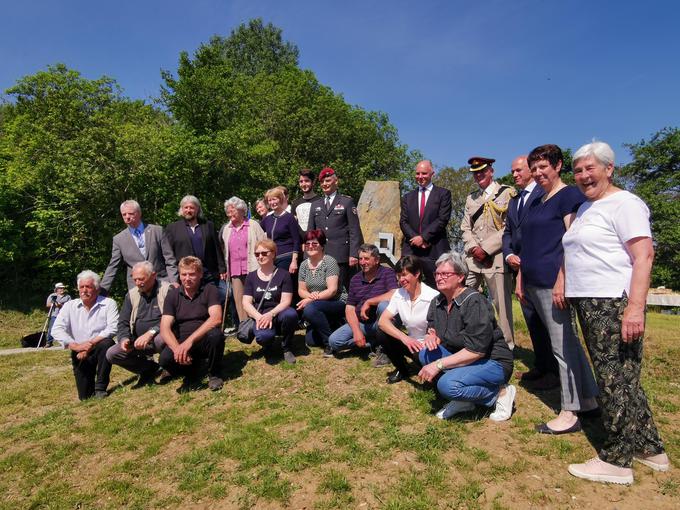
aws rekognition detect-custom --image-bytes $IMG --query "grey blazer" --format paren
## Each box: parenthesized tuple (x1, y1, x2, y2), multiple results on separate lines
(101, 224, 177, 291)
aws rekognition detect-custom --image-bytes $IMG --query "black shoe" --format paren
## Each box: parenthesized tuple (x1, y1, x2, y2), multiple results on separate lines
(323, 346, 335, 358)
(157, 369, 175, 385)
(177, 377, 202, 394)
(94, 390, 108, 400)
(386, 370, 406, 384)
(134, 367, 161, 388)
(208, 376, 224, 391)
(283, 350, 296, 364)
(535, 420, 582, 435)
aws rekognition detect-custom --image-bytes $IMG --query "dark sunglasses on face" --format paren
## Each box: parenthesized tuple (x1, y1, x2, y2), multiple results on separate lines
(254, 251, 271, 257)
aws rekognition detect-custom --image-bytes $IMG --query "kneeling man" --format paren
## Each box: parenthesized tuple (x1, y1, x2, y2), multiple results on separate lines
(52, 270, 118, 400)
(106, 261, 170, 386)
(159, 256, 225, 391)
(328, 244, 397, 357)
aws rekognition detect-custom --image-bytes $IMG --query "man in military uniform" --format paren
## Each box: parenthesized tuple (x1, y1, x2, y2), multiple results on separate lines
(461, 156, 516, 349)
(309, 167, 364, 289)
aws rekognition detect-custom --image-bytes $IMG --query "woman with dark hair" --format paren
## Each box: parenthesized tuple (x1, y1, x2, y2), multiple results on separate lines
(376, 255, 439, 384)
(518, 144, 599, 434)
(242, 239, 298, 364)
(296, 229, 346, 356)
(563, 141, 668, 484)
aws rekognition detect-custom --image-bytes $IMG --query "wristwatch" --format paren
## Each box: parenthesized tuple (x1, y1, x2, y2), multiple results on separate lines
(148, 327, 159, 337)
(435, 360, 444, 371)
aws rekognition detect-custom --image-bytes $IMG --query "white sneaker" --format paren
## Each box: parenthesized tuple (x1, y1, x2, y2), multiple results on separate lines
(489, 384, 516, 422)
(435, 400, 475, 420)
(568, 457, 633, 485)
(634, 452, 670, 472)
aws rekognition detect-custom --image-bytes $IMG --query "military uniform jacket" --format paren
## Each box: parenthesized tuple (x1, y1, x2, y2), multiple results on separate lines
(309, 194, 364, 263)
(461, 181, 516, 274)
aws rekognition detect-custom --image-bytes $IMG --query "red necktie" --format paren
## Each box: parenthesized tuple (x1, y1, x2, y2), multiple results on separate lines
(419, 188, 426, 233)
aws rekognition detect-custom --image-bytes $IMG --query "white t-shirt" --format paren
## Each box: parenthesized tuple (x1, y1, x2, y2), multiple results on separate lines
(563, 190, 651, 298)
(385, 283, 439, 340)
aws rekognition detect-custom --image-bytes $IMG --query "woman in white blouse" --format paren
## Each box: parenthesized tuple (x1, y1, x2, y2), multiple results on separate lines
(563, 141, 669, 485)
(376, 255, 439, 384)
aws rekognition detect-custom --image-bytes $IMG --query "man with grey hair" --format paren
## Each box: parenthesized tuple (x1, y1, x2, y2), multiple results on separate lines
(106, 261, 172, 386)
(52, 270, 119, 400)
(101, 199, 176, 294)
(163, 195, 226, 292)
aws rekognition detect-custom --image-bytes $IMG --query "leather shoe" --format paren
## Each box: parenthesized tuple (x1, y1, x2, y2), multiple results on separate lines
(522, 372, 560, 391)
(386, 370, 406, 384)
(535, 420, 582, 435)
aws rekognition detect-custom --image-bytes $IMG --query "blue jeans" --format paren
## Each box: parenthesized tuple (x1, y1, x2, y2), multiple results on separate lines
(419, 345, 505, 407)
(328, 301, 388, 351)
(302, 299, 346, 347)
(254, 307, 298, 351)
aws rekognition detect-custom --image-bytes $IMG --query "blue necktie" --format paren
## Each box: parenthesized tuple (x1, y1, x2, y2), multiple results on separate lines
(517, 190, 528, 218)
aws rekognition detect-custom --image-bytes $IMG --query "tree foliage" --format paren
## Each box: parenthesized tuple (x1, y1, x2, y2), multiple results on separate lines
(621, 127, 680, 289)
(433, 166, 475, 251)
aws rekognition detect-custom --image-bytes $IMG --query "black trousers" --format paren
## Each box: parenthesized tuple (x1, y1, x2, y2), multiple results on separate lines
(70, 338, 115, 400)
(375, 328, 418, 373)
(159, 328, 224, 379)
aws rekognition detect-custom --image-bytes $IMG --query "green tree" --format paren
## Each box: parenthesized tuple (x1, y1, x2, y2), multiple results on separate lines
(621, 127, 680, 289)
(433, 166, 475, 251)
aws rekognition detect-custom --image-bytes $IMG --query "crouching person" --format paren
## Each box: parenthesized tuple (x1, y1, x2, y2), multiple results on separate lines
(106, 261, 170, 386)
(52, 270, 118, 400)
(159, 256, 225, 392)
(418, 252, 516, 421)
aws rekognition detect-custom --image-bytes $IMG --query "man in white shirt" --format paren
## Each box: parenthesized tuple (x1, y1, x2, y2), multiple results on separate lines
(52, 270, 119, 400)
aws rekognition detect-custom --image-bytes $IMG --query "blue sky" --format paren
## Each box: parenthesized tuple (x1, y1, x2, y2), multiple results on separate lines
(2, 0, 679, 175)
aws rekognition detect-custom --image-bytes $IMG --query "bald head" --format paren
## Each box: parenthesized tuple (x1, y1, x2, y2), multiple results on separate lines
(415, 160, 434, 188)
(510, 155, 533, 189)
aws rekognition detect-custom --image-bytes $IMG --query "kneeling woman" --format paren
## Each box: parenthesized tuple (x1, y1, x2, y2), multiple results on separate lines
(376, 255, 439, 384)
(419, 252, 516, 421)
(242, 239, 298, 364)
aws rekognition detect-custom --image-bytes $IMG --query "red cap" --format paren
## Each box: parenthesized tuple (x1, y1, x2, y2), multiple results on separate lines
(319, 167, 336, 180)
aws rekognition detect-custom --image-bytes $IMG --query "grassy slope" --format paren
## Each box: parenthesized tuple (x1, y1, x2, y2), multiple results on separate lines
(0, 304, 678, 509)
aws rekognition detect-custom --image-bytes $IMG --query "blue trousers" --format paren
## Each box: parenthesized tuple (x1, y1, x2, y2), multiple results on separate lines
(302, 299, 346, 347)
(254, 307, 298, 351)
(419, 345, 505, 407)
(328, 301, 388, 351)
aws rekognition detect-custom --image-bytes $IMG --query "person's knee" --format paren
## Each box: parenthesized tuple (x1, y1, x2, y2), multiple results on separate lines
(255, 329, 276, 347)
(328, 326, 350, 350)
(278, 307, 298, 328)
(438, 375, 464, 400)
(105, 343, 122, 364)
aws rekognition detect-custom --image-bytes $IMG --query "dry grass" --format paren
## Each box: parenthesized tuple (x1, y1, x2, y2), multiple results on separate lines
(0, 304, 678, 509)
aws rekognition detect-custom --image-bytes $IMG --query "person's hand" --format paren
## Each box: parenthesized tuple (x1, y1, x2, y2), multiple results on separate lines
(134, 331, 154, 350)
(552, 278, 567, 310)
(310, 291, 321, 300)
(296, 298, 313, 311)
(354, 330, 367, 348)
(349, 257, 358, 267)
(220, 272, 228, 281)
(470, 246, 487, 263)
(418, 362, 441, 383)
(173, 341, 193, 365)
(76, 350, 89, 361)
(359, 301, 372, 321)
(289, 259, 298, 274)
(72, 340, 93, 353)
(256, 312, 273, 330)
(506, 254, 521, 271)
(423, 328, 441, 351)
(410, 235, 425, 248)
(621, 304, 645, 343)
(121, 338, 133, 352)
(402, 337, 425, 354)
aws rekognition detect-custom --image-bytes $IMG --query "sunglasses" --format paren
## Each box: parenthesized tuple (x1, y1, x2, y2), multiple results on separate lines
(304, 241, 320, 247)
(254, 251, 271, 257)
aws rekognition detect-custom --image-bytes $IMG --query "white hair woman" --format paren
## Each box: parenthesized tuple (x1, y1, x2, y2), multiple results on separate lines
(220, 196, 265, 324)
(563, 141, 669, 484)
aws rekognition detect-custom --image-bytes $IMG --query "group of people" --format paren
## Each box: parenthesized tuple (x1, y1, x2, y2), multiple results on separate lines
(48, 141, 669, 485)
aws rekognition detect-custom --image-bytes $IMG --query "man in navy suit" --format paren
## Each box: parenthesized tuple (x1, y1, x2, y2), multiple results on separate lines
(502, 156, 558, 389)
(400, 160, 452, 287)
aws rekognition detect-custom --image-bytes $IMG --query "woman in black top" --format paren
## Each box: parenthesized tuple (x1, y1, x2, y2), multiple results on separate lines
(418, 252, 516, 421)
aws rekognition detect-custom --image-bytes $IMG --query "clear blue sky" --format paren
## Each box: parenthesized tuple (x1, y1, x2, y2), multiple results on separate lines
(2, 0, 679, 175)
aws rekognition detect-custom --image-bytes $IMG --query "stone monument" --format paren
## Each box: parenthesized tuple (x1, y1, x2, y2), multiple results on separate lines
(357, 180, 403, 266)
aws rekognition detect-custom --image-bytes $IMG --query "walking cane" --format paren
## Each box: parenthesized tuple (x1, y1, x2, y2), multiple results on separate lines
(36, 301, 57, 349)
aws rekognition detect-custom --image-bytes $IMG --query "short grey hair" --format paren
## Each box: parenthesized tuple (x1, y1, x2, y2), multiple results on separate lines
(120, 200, 141, 214)
(435, 252, 468, 279)
(132, 261, 154, 276)
(224, 196, 248, 215)
(358, 243, 380, 259)
(76, 270, 101, 289)
(573, 141, 615, 168)
(177, 195, 203, 218)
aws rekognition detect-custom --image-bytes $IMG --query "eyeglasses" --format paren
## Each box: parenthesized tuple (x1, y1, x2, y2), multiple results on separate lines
(254, 251, 271, 257)
(304, 242, 320, 247)
(434, 271, 457, 280)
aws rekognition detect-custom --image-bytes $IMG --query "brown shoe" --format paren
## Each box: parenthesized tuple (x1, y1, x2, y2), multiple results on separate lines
(522, 371, 559, 390)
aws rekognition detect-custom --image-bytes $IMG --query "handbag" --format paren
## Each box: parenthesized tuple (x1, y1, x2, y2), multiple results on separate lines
(236, 269, 278, 343)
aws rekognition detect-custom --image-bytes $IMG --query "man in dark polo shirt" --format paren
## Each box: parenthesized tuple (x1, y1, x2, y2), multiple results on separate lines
(328, 244, 398, 357)
(106, 261, 171, 387)
(159, 256, 225, 391)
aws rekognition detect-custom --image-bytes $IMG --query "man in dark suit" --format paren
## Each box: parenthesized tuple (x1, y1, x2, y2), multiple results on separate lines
(400, 160, 452, 286)
(502, 155, 558, 389)
(101, 200, 177, 293)
(309, 167, 364, 289)
(162, 195, 226, 290)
